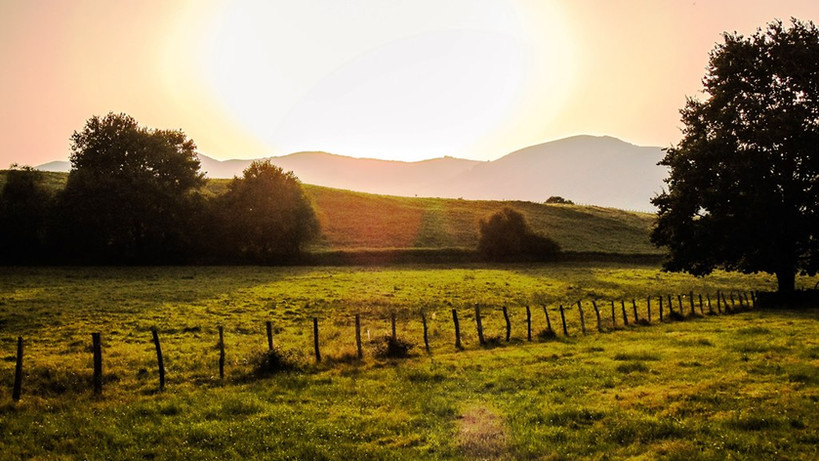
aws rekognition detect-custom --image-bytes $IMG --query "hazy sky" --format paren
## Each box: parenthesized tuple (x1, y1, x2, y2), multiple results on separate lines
(2, 0, 818, 166)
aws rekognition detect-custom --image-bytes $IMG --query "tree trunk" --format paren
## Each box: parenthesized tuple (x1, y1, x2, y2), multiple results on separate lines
(776, 268, 795, 293)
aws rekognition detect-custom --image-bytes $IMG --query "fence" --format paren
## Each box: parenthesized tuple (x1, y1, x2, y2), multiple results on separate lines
(5, 289, 759, 402)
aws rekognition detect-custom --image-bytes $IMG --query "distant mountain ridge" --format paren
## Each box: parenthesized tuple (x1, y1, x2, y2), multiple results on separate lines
(36, 135, 667, 211)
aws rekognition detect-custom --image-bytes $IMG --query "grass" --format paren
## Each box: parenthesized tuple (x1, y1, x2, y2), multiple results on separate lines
(0, 171, 658, 254)
(1, 263, 817, 459)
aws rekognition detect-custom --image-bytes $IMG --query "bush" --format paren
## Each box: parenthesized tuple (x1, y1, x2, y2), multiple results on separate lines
(372, 336, 414, 359)
(252, 348, 300, 376)
(545, 196, 574, 204)
(477, 207, 561, 261)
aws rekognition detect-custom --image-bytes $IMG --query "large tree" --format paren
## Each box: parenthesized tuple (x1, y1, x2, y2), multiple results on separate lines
(651, 19, 819, 293)
(0, 166, 53, 263)
(56, 113, 205, 263)
(215, 160, 319, 262)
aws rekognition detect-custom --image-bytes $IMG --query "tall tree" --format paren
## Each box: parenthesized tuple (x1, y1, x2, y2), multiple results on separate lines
(0, 166, 53, 263)
(56, 113, 205, 263)
(215, 160, 319, 262)
(651, 19, 819, 292)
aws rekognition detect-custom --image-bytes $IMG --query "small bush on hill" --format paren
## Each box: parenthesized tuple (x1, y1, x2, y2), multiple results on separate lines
(372, 336, 414, 359)
(545, 196, 574, 204)
(478, 207, 561, 261)
(252, 348, 300, 376)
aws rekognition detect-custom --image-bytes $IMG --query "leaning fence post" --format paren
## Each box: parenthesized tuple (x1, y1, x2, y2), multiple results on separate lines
(525, 305, 532, 341)
(313, 317, 321, 363)
(646, 296, 652, 323)
(729, 293, 736, 311)
(218, 326, 225, 381)
(266, 321, 274, 350)
(677, 295, 684, 317)
(390, 312, 397, 341)
(92, 332, 103, 396)
(474, 304, 486, 346)
(151, 328, 165, 391)
(632, 299, 639, 323)
(452, 309, 462, 349)
(706, 293, 713, 314)
(621, 300, 629, 326)
(689, 291, 696, 315)
(609, 300, 617, 328)
(698, 294, 704, 315)
(542, 305, 553, 332)
(716, 290, 722, 313)
(12, 336, 23, 402)
(502, 306, 511, 342)
(355, 314, 363, 359)
(591, 300, 603, 332)
(577, 301, 586, 335)
(421, 312, 430, 352)
(559, 305, 568, 336)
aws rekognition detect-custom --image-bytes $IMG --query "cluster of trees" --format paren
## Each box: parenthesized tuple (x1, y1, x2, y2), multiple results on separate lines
(0, 113, 319, 264)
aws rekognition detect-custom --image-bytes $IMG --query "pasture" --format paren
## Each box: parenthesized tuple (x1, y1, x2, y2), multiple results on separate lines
(1, 263, 817, 459)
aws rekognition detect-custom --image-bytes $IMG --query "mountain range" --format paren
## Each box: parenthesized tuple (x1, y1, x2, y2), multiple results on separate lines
(36, 135, 667, 211)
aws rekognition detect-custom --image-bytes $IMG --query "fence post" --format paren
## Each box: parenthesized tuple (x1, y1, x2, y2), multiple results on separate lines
(621, 300, 629, 326)
(390, 313, 397, 341)
(452, 309, 462, 349)
(729, 293, 736, 311)
(716, 290, 722, 313)
(677, 295, 684, 317)
(632, 299, 639, 323)
(659, 296, 664, 321)
(542, 305, 553, 332)
(526, 305, 532, 341)
(503, 306, 511, 342)
(421, 312, 430, 352)
(218, 326, 225, 381)
(151, 328, 165, 391)
(609, 300, 617, 328)
(577, 301, 586, 335)
(751, 291, 757, 309)
(559, 305, 568, 336)
(591, 300, 602, 332)
(12, 336, 23, 402)
(355, 314, 363, 359)
(706, 293, 713, 314)
(668, 295, 674, 316)
(266, 321, 274, 350)
(92, 332, 103, 396)
(646, 296, 652, 323)
(698, 294, 704, 315)
(313, 317, 321, 363)
(474, 304, 486, 346)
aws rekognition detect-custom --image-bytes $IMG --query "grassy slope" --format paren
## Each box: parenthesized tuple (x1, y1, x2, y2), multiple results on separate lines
(0, 265, 816, 459)
(0, 172, 658, 254)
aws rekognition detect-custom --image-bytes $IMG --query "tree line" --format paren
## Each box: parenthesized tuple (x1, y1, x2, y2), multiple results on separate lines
(0, 113, 319, 265)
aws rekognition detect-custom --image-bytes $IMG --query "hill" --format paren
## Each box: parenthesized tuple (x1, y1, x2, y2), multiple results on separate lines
(35, 135, 666, 211)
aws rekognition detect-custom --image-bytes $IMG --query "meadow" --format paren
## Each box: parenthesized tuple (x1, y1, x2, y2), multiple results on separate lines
(1, 263, 817, 459)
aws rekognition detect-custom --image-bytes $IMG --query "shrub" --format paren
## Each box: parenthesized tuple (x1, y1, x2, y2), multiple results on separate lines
(252, 348, 299, 376)
(372, 336, 414, 359)
(477, 207, 560, 261)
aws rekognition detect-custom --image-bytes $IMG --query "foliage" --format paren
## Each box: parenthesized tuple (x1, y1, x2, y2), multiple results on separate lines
(214, 160, 319, 262)
(372, 335, 415, 359)
(54, 113, 206, 263)
(545, 196, 574, 204)
(478, 207, 560, 261)
(651, 19, 819, 292)
(251, 347, 300, 376)
(0, 165, 53, 263)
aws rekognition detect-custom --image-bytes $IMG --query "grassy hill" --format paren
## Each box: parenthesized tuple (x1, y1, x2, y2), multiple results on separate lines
(1, 171, 660, 255)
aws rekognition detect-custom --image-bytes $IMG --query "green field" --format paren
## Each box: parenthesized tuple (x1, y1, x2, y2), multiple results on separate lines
(1, 264, 817, 459)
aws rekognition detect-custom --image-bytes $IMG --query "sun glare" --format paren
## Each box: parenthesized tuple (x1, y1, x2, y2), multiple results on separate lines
(193, 0, 575, 160)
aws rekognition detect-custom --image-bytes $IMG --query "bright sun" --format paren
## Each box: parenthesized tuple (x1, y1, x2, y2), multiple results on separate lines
(195, 0, 574, 160)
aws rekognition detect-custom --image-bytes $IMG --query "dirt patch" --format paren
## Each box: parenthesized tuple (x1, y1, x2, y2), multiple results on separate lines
(456, 406, 509, 460)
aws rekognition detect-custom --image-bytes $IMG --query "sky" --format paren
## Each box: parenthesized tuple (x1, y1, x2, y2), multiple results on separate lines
(1, 1, 818, 167)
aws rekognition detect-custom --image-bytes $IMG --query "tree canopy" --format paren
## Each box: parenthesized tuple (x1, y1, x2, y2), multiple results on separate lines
(56, 113, 206, 263)
(651, 19, 819, 292)
(215, 160, 319, 262)
(478, 207, 560, 261)
(0, 166, 53, 263)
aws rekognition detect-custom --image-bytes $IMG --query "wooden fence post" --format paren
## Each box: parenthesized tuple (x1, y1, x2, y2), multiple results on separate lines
(390, 312, 397, 341)
(266, 321, 274, 350)
(542, 305, 553, 332)
(218, 326, 225, 381)
(677, 295, 684, 316)
(632, 299, 639, 323)
(559, 305, 568, 336)
(729, 293, 736, 311)
(503, 306, 511, 342)
(706, 293, 713, 314)
(646, 296, 652, 323)
(525, 305, 532, 342)
(751, 291, 757, 308)
(421, 312, 430, 352)
(659, 296, 664, 321)
(698, 294, 704, 315)
(452, 309, 462, 349)
(92, 332, 103, 396)
(621, 300, 629, 326)
(667, 295, 674, 316)
(474, 304, 486, 346)
(591, 300, 603, 332)
(151, 328, 165, 391)
(577, 301, 586, 335)
(689, 291, 696, 316)
(716, 290, 722, 313)
(12, 336, 23, 402)
(313, 317, 321, 363)
(355, 314, 363, 359)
